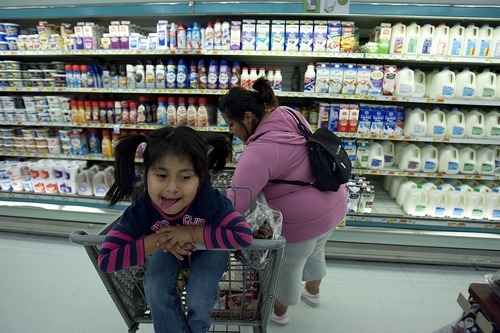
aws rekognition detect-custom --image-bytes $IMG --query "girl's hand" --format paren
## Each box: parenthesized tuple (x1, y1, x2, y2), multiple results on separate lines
(155, 226, 196, 260)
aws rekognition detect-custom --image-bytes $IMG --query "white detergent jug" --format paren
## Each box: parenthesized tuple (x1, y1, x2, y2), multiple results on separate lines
(93, 171, 112, 197)
(413, 69, 426, 98)
(404, 22, 420, 54)
(418, 23, 435, 55)
(492, 26, 500, 58)
(427, 107, 447, 137)
(465, 109, 485, 138)
(380, 141, 395, 167)
(429, 67, 455, 99)
(458, 146, 477, 174)
(476, 23, 493, 57)
(389, 176, 407, 198)
(484, 110, 500, 139)
(395, 66, 415, 97)
(76, 170, 94, 196)
(394, 141, 409, 167)
(403, 185, 428, 216)
(427, 189, 448, 217)
(447, 23, 464, 56)
(438, 144, 460, 175)
(476, 69, 497, 100)
(446, 108, 466, 138)
(390, 22, 406, 54)
(396, 178, 418, 206)
(434, 23, 450, 56)
(465, 190, 486, 219)
(462, 23, 479, 57)
(398, 144, 421, 172)
(477, 147, 495, 175)
(403, 107, 427, 136)
(446, 189, 467, 219)
(420, 144, 439, 173)
(484, 189, 500, 220)
(368, 142, 385, 170)
(455, 67, 476, 99)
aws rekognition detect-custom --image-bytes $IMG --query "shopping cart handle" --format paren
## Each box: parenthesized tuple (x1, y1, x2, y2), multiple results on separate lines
(70, 230, 107, 246)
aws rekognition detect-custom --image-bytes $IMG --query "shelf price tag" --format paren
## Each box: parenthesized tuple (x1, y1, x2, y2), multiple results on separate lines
(113, 124, 120, 134)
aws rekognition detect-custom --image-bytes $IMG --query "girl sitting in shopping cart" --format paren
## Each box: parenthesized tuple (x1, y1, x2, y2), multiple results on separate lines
(98, 126, 253, 333)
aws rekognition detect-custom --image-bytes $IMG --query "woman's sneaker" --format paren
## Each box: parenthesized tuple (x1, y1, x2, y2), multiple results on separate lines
(270, 311, 289, 325)
(301, 285, 321, 307)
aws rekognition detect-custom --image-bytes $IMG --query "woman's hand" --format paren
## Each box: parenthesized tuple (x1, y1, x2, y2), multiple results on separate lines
(155, 225, 197, 260)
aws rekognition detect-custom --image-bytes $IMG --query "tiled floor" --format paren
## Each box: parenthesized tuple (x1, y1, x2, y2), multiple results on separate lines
(0, 231, 496, 333)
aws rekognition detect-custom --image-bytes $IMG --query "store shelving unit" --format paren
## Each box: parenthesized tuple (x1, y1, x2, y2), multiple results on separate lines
(0, 0, 499, 265)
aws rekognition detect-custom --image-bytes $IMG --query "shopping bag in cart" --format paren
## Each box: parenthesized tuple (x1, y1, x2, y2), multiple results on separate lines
(235, 192, 282, 269)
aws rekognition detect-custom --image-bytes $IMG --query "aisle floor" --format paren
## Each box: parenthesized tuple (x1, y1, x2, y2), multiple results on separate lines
(0, 232, 495, 333)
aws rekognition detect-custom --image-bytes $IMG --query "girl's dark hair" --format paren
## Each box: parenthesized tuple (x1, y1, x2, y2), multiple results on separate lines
(105, 126, 232, 206)
(218, 77, 279, 123)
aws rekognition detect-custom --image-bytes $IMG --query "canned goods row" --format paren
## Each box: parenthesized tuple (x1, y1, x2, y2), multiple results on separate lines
(0, 61, 66, 71)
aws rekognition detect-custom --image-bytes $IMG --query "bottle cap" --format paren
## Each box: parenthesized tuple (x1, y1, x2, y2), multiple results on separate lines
(198, 97, 207, 105)
(71, 100, 78, 107)
(178, 97, 186, 104)
(65, 64, 73, 71)
(80, 64, 88, 72)
(168, 96, 177, 104)
(106, 101, 114, 109)
(188, 97, 196, 104)
(92, 101, 99, 107)
(158, 96, 166, 103)
(129, 102, 137, 109)
(139, 96, 147, 102)
(99, 101, 106, 108)
(121, 101, 129, 108)
(72, 64, 80, 71)
(84, 100, 91, 107)
(77, 100, 84, 107)
(102, 130, 110, 136)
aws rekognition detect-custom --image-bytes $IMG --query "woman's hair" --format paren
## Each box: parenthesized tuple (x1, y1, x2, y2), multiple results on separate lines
(218, 77, 279, 124)
(105, 126, 232, 206)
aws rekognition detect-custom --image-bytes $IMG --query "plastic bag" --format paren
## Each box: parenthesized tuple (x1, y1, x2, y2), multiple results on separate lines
(235, 192, 282, 269)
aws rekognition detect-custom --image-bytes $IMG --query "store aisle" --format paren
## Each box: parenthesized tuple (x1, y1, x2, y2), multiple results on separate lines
(0, 231, 494, 333)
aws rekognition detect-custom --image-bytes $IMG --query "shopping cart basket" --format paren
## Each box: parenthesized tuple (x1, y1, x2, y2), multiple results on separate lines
(70, 221, 285, 333)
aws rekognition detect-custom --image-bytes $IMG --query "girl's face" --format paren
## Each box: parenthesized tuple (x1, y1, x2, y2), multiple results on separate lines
(147, 153, 200, 215)
(222, 111, 255, 142)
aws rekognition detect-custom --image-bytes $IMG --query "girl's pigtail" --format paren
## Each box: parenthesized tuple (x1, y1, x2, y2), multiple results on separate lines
(105, 134, 147, 206)
(206, 134, 232, 173)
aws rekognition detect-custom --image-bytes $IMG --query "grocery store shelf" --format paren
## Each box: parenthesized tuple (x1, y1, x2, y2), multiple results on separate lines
(352, 168, 499, 181)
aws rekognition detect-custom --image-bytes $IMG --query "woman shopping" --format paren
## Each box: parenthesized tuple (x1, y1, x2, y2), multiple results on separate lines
(218, 77, 348, 325)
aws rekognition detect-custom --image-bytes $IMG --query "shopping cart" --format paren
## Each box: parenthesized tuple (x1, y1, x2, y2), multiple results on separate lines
(70, 216, 285, 333)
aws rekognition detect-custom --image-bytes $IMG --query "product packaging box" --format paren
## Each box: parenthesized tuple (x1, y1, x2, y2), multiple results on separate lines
(355, 65, 372, 95)
(358, 186, 375, 213)
(241, 19, 256, 50)
(256, 20, 270, 51)
(230, 21, 241, 50)
(395, 106, 405, 136)
(383, 106, 398, 135)
(382, 65, 398, 96)
(348, 104, 360, 133)
(347, 183, 361, 213)
(343, 140, 358, 164)
(285, 20, 300, 51)
(109, 21, 120, 36)
(368, 65, 384, 95)
(299, 20, 314, 52)
(148, 33, 158, 50)
(355, 140, 370, 169)
(327, 21, 342, 52)
(338, 104, 350, 132)
(271, 20, 285, 51)
(378, 23, 392, 54)
(313, 20, 328, 52)
(357, 104, 372, 135)
(129, 33, 141, 50)
(157, 20, 169, 49)
(317, 102, 330, 128)
(328, 104, 340, 132)
(340, 21, 356, 52)
(101, 33, 111, 49)
(315, 62, 330, 93)
(342, 63, 357, 95)
(370, 106, 385, 135)
(329, 63, 344, 94)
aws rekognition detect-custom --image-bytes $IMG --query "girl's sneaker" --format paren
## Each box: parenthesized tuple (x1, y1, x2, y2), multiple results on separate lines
(301, 285, 321, 307)
(270, 311, 289, 325)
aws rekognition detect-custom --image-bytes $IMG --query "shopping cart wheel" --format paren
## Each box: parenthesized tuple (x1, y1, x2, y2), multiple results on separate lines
(128, 323, 139, 333)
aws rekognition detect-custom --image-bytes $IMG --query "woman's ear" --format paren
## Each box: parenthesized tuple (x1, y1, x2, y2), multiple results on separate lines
(243, 111, 255, 124)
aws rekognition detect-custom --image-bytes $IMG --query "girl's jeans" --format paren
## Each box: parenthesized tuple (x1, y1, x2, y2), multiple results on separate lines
(143, 249, 229, 333)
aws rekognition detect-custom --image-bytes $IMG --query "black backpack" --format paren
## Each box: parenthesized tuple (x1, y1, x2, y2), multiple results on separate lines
(255, 109, 352, 192)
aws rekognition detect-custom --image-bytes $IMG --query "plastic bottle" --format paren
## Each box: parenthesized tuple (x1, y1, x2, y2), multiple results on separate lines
(389, 22, 406, 54)
(462, 23, 479, 56)
(413, 69, 426, 98)
(395, 66, 415, 97)
(455, 67, 477, 99)
(80, 64, 89, 87)
(137, 96, 150, 123)
(426, 107, 446, 137)
(403, 185, 428, 216)
(476, 68, 497, 100)
(214, 18, 222, 49)
(476, 23, 493, 57)
(394, 141, 409, 167)
(249, 67, 258, 87)
(101, 130, 113, 157)
(241, 67, 250, 89)
(126, 64, 135, 89)
(447, 23, 464, 56)
(109, 64, 118, 88)
(155, 60, 165, 88)
(267, 69, 274, 88)
(218, 59, 230, 89)
(204, 22, 214, 50)
(380, 141, 395, 167)
(169, 22, 177, 50)
(446, 108, 466, 138)
(465, 109, 485, 138)
(403, 107, 427, 136)
(186, 23, 192, 49)
(367, 142, 385, 169)
(492, 26, 500, 58)
(304, 63, 316, 92)
(230, 60, 241, 88)
(72, 64, 82, 88)
(157, 97, 167, 125)
(396, 178, 418, 206)
(187, 97, 197, 126)
(477, 147, 495, 175)
(221, 18, 230, 50)
(465, 189, 486, 219)
(445, 189, 466, 218)
(207, 59, 219, 89)
(177, 23, 187, 49)
(421, 144, 439, 173)
(429, 67, 456, 99)
(166, 97, 177, 126)
(200, 23, 206, 49)
(129, 101, 137, 124)
(484, 110, 500, 139)
(291, 66, 301, 92)
(485, 189, 500, 220)
(427, 188, 448, 217)
(404, 22, 420, 54)
(176, 58, 187, 89)
(273, 68, 283, 91)
(65, 64, 74, 87)
(197, 59, 208, 89)
(166, 59, 176, 88)
(197, 97, 208, 126)
(434, 22, 450, 56)
(112, 101, 121, 124)
(101, 65, 110, 89)
(135, 60, 146, 89)
(418, 23, 435, 55)
(177, 97, 187, 126)
(191, 22, 201, 49)
(438, 144, 460, 175)
(144, 60, 155, 89)
(188, 59, 198, 89)
(257, 67, 266, 79)
(398, 143, 421, 172)
(458, 146, 477, 174)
